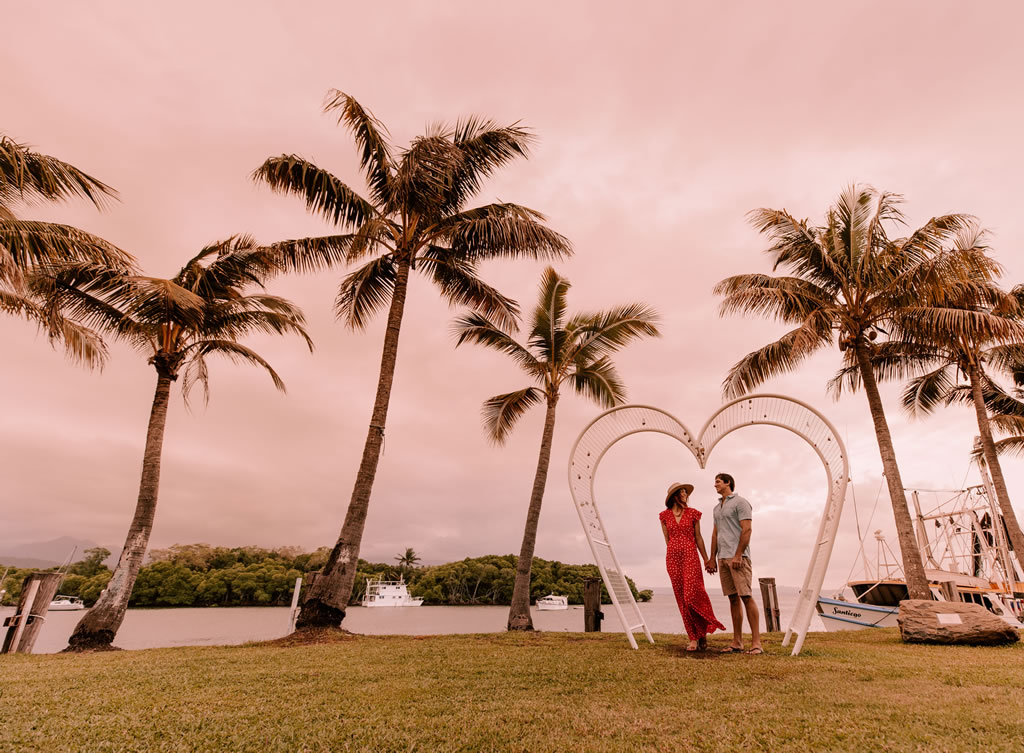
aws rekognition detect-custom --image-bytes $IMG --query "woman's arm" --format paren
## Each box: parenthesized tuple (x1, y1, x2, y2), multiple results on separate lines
(661, 521, 669, 546)
(694, 518, 711, 564)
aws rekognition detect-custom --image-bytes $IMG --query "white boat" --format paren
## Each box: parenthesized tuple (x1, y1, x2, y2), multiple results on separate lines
(361, 576, 423, 607)
(49, 595, 85, 611)
(536, 594, 569, 610)
(818, 461, 1024, 631)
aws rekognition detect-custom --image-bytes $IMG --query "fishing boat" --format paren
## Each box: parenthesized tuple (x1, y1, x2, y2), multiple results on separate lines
(818, 455, 1024, 631)
(49, 595, 85, 611)
(361, 576, 424, 607)
(536, 594, 569, 610)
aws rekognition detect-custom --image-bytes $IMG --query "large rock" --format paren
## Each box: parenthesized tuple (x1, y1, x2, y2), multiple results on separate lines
(898, 599, 1020, 646)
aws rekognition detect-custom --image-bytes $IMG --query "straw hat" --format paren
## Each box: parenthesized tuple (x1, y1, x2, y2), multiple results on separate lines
(665, 482, 694, 505)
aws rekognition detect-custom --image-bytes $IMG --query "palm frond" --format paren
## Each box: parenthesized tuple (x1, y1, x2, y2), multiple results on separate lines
(722, 323, 831, 399)
(901, 364, 959, 417)
(826, 340, 944, 397)
(0, 135, 117, 211)
(991, 435, 1024, 459)
(440, 120, 534, 213)
(419, 246, 519, 330)
(481, 387, 544, 444)
(252, 155, 374, 228)
(528, 267, 570, 364)
(0, 220, 135, 278)
(183, 339, 287, 397)
(429, 203, 571, 262)
(567, 303, 660, 365)
(334, 255, 396, 329)
(452, 311, 540, 375)
(570, 357, 625, 408)
(322, 89, 393, 204)
(201, 296, 313, 351)
(715, 274, 833, 324)
(0, 278, 108, 368)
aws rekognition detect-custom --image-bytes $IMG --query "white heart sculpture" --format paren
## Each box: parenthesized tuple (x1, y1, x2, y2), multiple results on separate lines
(567, 393, 849, 655)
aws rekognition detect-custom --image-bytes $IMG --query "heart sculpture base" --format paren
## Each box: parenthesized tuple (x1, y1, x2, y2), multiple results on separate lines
(567, 394, 849, 656)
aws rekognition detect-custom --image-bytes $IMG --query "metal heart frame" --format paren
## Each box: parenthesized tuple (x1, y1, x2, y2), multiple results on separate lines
(567, 394, 849, 655)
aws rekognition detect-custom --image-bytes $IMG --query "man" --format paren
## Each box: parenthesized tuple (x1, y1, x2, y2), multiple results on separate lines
(707, 472, 762, 654)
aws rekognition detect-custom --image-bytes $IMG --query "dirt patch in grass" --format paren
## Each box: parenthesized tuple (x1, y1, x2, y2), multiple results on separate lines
(257, 626, 356, 647)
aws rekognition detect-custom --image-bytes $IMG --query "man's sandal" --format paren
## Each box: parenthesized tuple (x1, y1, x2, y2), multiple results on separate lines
(744, 647, 764, 655)
(719, 645, 742, 653)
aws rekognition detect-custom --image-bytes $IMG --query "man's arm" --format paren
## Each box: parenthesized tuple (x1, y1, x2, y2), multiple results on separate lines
(729, 520, 752, 569)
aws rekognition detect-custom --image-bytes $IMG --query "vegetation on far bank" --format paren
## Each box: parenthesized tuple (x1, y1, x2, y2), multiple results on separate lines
(0, 545, 649, 609)
(2, 629, 1022, 753)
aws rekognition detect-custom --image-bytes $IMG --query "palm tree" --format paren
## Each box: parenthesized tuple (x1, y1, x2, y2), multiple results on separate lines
(894, 274, 1024, 568)
(57, 236, 312, 651)
(714, 185, 1000, 600)
(254, 91, 571, 631)
(1, 134, 134, 365)
(454, 267, 659, 629)
(395, 548, 421, 570)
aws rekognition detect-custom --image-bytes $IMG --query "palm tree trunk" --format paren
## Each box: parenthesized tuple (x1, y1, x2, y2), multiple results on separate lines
(296, 257, 412, 630)
(66, 371, 172, 651)
(507, 393, 559, 631)
(967, 361, 1024, 586)
(853, 341, 931, 600)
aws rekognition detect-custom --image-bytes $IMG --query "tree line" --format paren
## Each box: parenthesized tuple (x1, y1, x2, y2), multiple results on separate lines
(0, 545, 649, 608)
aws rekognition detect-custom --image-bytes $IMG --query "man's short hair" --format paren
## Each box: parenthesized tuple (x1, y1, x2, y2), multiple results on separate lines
(715, 472, 735, 492)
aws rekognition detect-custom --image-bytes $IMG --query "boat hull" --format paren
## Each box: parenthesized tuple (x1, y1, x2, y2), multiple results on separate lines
(816, 596, 898, 631)
(48, 603, 85, 611)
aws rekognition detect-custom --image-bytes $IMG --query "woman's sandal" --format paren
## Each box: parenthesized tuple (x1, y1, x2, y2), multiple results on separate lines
(697, 637, 707, 651)
(686, 642, 699, 652)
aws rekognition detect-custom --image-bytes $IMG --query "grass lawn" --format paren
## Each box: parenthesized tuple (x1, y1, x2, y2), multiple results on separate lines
(2, 629, 1022, 753)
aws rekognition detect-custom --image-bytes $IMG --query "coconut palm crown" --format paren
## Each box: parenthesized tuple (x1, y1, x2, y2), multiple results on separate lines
(886, 270, 1024, 572)
(253, 90, 572, 630)
(454, 267, 659, 630)
(56, 236, 312, 651)
(1, 134, 135, 367)
(714, 185, 1001, 599)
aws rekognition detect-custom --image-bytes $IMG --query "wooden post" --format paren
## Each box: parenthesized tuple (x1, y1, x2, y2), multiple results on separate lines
(583, 578, 603, 632)
(1, 572, 63, 654)
(287, 576, 302, 634)
(759, 577, 781, 633)
(939, 580, 960, 603)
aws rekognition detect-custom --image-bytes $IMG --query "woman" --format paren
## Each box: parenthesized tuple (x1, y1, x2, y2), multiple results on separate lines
(660, 482, 725, 651)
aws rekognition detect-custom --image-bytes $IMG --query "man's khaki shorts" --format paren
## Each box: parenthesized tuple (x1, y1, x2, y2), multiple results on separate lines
(718, 557, 753, 597)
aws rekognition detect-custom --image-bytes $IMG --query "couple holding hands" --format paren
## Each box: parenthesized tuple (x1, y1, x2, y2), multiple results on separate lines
(658, 473, 763, 654)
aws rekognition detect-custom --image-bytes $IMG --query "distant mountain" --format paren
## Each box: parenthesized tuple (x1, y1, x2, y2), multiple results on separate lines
(0, 536, 117, 569)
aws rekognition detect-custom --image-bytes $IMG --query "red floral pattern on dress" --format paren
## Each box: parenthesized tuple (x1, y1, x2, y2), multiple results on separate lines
(660, 507, 725, 640)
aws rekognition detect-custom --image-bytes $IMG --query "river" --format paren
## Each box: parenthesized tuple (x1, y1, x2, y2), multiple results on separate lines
(3, 587, 825, 654)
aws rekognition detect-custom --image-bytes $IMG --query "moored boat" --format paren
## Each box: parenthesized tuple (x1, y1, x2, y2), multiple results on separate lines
(536, 594, 569, 610)
(818, 467, 1024, 631)
(49, 595, 85, 611)
(361, 576, 424, 607)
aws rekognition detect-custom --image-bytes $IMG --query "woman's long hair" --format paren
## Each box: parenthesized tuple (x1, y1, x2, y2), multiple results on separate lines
(665, 490, 688, 509)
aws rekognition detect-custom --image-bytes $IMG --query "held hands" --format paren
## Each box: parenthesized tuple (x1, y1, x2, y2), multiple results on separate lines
(704, 559, 717, 574)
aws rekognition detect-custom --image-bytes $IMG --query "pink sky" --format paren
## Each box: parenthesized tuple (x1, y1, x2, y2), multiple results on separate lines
(3, 2, 1024, 589)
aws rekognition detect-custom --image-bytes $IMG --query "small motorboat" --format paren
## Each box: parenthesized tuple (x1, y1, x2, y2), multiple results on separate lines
(49, 595, 85, 611)
(536, 594, 569, 610)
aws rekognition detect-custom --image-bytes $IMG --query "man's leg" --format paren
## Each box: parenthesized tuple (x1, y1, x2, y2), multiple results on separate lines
(740, 595, 761, 650)
(728, 594, 743, 648)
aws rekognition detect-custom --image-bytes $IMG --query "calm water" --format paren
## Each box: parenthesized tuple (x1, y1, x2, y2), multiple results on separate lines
(4, 588, 824, 654)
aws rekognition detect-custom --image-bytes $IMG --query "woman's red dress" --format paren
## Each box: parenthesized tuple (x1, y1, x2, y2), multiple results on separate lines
(660, 507, 725, 640)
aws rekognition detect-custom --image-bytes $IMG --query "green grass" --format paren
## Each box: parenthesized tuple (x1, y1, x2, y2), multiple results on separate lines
(2, 630, 1022, 752)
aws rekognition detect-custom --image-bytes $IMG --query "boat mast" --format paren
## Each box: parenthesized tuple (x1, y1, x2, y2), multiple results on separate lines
(974, 439, 1019, 592)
